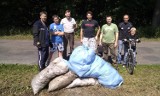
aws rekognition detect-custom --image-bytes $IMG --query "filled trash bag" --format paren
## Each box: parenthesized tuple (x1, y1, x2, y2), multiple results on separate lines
(68, 46, 123, 89)
(48, 71, 77, 92)
(31, 58, 69, 95)
(66, 78, 99, 88)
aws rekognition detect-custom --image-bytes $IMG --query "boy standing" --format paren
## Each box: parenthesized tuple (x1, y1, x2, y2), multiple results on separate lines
(47, 15, 64, 64)
(123, 27, 140, 67)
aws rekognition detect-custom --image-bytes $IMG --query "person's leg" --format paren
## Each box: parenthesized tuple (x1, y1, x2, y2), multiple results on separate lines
(58, 43, 64, 58)
(44, 47, 49, 65)
(123, 52, 128, 67)
(38, 48, 42, 71)
(133, 51, 136, 65)
(123, 44, 128, 61)
(117, 40, 123, 64)
(109, 43, 117, 64)
(102, 43, 109, 61)
(46, 43, 57, 66)
(63, 33, 68, 59)
(38, 47, 48, 71)
(88, 37, 97, 51)
(123, 44, 129, 67)
(68, 33, 74, 53)
(82, 37, 89, 48)
(46, 52, 53, 66)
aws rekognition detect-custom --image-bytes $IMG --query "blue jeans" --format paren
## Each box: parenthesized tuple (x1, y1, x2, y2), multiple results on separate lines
(117, 40, 125, 64)
(124, 51, 136, 65)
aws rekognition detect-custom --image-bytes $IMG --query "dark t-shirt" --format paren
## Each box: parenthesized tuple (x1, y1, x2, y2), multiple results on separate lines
(118, 22, 133, 40)
(124, 34, 139, 51)
(81, 19, 99, 38)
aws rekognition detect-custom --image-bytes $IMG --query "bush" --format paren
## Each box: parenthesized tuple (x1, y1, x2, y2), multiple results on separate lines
(1, 25, 160, 39)
(0, 27, 32, 36)
(137, 27, 160, 38)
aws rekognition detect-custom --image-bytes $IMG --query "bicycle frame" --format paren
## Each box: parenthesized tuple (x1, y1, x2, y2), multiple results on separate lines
(125, 39, 136, 75)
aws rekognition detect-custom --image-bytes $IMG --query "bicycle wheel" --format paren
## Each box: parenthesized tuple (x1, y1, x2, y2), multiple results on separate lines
(126, 51, 134, 75)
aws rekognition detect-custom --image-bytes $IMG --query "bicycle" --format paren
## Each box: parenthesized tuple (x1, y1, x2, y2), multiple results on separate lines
(123, 39, 140, 75)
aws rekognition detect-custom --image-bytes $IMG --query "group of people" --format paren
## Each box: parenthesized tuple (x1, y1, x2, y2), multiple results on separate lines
(33, 10, 139, 71)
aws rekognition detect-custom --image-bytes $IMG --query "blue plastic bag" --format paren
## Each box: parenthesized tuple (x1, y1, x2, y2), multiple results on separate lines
(68, 46, 123, 89)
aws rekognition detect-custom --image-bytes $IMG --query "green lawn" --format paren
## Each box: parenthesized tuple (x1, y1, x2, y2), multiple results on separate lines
(0, 35, 33, 40)
(0, 64, 160, 96)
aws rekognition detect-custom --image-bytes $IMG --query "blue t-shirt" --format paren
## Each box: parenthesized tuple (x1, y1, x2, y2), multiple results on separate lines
(49, 23, 64, 43)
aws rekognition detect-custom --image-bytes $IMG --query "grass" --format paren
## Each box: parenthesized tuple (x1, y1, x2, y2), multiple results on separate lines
(0, 64, 160, 96)
(140, 37, 160, 42)
(0, 34, 33, 40)
(1, 34, 160, 42)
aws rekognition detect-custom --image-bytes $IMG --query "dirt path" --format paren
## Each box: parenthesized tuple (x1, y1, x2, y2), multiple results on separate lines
(0, 40, 160, 65)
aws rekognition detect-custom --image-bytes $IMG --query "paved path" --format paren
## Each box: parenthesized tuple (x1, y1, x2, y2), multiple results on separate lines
(0, 40, 160, 65)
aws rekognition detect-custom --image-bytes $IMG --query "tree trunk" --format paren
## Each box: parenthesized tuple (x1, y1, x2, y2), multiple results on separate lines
(152, 0, 160, 27)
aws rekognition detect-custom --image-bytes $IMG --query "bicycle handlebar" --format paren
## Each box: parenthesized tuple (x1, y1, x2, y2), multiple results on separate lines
(122, 39, 141, 43)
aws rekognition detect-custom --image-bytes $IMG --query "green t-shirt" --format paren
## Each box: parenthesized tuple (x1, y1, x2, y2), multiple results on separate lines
(101, 23, 119, 43)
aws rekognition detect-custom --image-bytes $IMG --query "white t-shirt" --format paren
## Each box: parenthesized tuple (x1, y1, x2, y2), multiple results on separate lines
(60, 17, 76, 33)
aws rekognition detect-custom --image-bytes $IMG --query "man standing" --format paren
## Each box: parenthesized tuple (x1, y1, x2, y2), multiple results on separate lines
(99, 15, 119, 64)
(117, 14, 133, 64)
(80, 11, 100, 51)
(32, 11, 52, 71)
(61, 10, 77, 59)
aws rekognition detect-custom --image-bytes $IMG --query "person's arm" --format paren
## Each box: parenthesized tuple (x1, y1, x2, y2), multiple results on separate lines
(80, 21, 84, 43)
(49, 24, 59, 35)
(74, 23, 78, 29)
(114, 25, 119, 48)
(95, 26, 100, 40)
(57, 24, 64, 36)
(57, 32, 64, 36)
(115, 32, 119, 48)
(52, 32, 59, 35)
(99, 32, 103, 45)
(80, 28, 83, 43)
(73, 18, 77, 29)
(33, 23, 40, 47)
(135, 34, 141, 43)
(99, 26, 103, 45)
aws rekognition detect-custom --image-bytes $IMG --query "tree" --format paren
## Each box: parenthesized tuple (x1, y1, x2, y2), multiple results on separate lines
(152, 0, 160, 27)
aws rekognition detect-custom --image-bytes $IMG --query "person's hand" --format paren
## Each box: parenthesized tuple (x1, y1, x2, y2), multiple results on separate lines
(80, 39, 83, 43)
(136, 39, 139, 42)
(49, 42, 53, 48)
(95, 36, 98, 40)
(124, 39, 127, 42)
(54, 32, 59, 35)
(136, 39, 141, 43)
(36, 42, 41, 48)
(114, 42, 118, 48)
(99, 41, 102, 46)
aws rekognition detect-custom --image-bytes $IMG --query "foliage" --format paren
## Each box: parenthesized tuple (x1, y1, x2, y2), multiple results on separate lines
(138, 27, 160, 38)
(0, 0, 159, 38)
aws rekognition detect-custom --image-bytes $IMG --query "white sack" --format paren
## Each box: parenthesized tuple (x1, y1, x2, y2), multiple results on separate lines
(31, 58, 69, 95)
(48, 71, 77, 92)
(66, 78, 99, 88)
